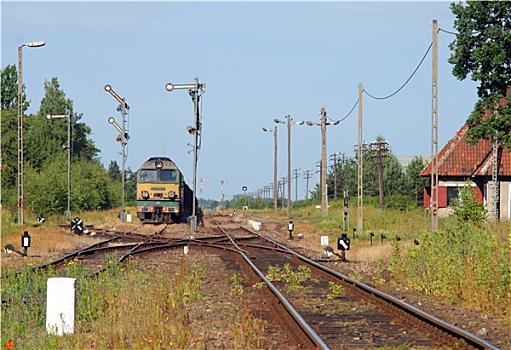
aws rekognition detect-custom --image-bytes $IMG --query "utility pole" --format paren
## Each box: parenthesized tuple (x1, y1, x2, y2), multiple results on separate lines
(431, 19, 439, 232)
(292, 168, 300, 202)
(306, 107, 339, 216)
(357, 83, 364, 235)
(303, 169, 312, 200)
(263, 126, 278, 215)
(200, 178, 209, 209)
(275, 115, 304, 219)
(17, 40, 45, 226)
(330, 152, 340, 200)
(316, 160, 322, 203)
(369, 140, 390, 210)
(491, 138, 500, 219)
(220, 179, 228, 210)
(320, 108, 328, 215)
(280, 176, 287, 209)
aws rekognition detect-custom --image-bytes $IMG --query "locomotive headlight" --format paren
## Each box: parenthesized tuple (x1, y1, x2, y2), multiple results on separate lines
(168, 191, 176, 199)
(142, 191, 149, 199)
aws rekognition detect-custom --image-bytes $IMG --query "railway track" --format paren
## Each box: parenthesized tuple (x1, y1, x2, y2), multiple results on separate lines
(18, 225, 191, 277)
(6, 216, 500, 349)
(207, 214, 498, 349)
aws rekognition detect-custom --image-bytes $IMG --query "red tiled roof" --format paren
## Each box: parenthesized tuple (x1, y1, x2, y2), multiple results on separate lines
(420, 124, 511, 177)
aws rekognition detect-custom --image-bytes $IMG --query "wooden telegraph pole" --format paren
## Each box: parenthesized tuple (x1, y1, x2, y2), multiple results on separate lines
(431, 19, 439, 232)
(357, 83, 363, 235)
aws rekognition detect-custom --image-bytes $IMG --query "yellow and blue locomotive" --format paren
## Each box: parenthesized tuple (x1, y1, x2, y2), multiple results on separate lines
(136, 157, 198, 224)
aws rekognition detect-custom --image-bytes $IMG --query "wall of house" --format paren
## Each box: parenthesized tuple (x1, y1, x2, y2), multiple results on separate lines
(423, 180, 511, 220)
(422, 186, 447, 208)
(484, 180, 510, 220)
(500, 181, 510, 220)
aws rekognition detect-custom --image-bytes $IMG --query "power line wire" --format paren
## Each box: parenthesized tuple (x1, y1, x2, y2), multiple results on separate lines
(333, 99, 359, 123)
(332, 28, 456, 124)
(438, 27, 458, 35)
(363, 42, 433, 100)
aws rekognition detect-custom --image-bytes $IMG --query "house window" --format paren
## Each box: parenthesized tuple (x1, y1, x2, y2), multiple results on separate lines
(447, 187, 461, 206)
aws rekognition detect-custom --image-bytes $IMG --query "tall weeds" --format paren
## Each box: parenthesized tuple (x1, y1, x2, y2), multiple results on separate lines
(388, 185, 511, 322)
(1, 257, 206, 349)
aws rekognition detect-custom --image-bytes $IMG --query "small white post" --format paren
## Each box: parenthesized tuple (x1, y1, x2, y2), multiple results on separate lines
(46, 278, 76, 335)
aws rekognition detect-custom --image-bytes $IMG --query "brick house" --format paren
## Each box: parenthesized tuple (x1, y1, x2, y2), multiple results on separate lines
(419, 123, 511, 219)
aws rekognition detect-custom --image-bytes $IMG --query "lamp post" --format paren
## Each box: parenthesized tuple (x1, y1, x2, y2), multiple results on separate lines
(47, 114, 73, 217)
(165, 78, 206, 232)
(263, 126, 278, 215)
(104, 84, 130, 222)
(274, 115, 304, 219)
(17, 40, 45, 226)
(306, 107, 340, 216)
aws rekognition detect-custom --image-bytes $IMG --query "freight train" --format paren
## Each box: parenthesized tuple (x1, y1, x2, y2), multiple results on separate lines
(136, 157, 200, 224)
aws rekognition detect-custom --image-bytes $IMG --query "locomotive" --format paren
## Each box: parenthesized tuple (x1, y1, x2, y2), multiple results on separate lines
(136, 157, 199, 224)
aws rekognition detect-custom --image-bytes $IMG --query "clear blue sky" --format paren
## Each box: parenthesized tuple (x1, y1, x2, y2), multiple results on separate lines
(2, 1, 479, 202)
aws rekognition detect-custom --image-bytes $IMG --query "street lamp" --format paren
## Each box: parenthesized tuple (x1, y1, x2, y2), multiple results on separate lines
(17, 40, 45, 226)
(306, 107, 340, 216)
(47, 114, 73, 217)
(274, 115, 304, 219)
(165, 78, 206, 232)
(263, 126, 278, 215)
(105, 85, 130, 222)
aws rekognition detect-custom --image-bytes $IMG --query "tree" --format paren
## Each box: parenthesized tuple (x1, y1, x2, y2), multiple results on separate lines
(383, 154, 405, 196)
(452, 179, 488, 224)
(107, 160, 122, 182)
(403, 156, 429, 206)
(327, 153, 357, 200)
(25, 77, 99, 171)
(448, 1, 511, 149)
(1, 64, 21, 110)
(125, 167, 137, 204)
(1, 64, 31, 192)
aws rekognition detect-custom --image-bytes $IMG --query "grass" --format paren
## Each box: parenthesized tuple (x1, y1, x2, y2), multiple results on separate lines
(1, 206, 276, 350)
(249, 200, 511, 325)
(2, 201, 510, 348)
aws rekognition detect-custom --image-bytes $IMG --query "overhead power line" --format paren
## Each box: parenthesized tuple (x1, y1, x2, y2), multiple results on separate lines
(363, 42, 433, 100)
(333, 28, 456, 124)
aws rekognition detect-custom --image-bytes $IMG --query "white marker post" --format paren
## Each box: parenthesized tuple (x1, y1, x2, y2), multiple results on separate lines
(46, 278, 76, 335)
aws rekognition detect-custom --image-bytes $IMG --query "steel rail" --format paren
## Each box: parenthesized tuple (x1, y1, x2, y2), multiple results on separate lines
(211, 214, 329, 350)
(232, 219, 499, 350)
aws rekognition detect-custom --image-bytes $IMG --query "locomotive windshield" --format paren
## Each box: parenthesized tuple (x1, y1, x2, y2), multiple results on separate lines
(139, 170, 157, 182)
(160, 169, 178, 182)
(139, 169, 178, 182)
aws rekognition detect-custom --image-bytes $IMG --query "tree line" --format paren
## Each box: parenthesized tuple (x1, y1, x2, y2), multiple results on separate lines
(231, 141, 430, 211)
(3, 1, 510, 219)
(1, 67, 134, 222)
